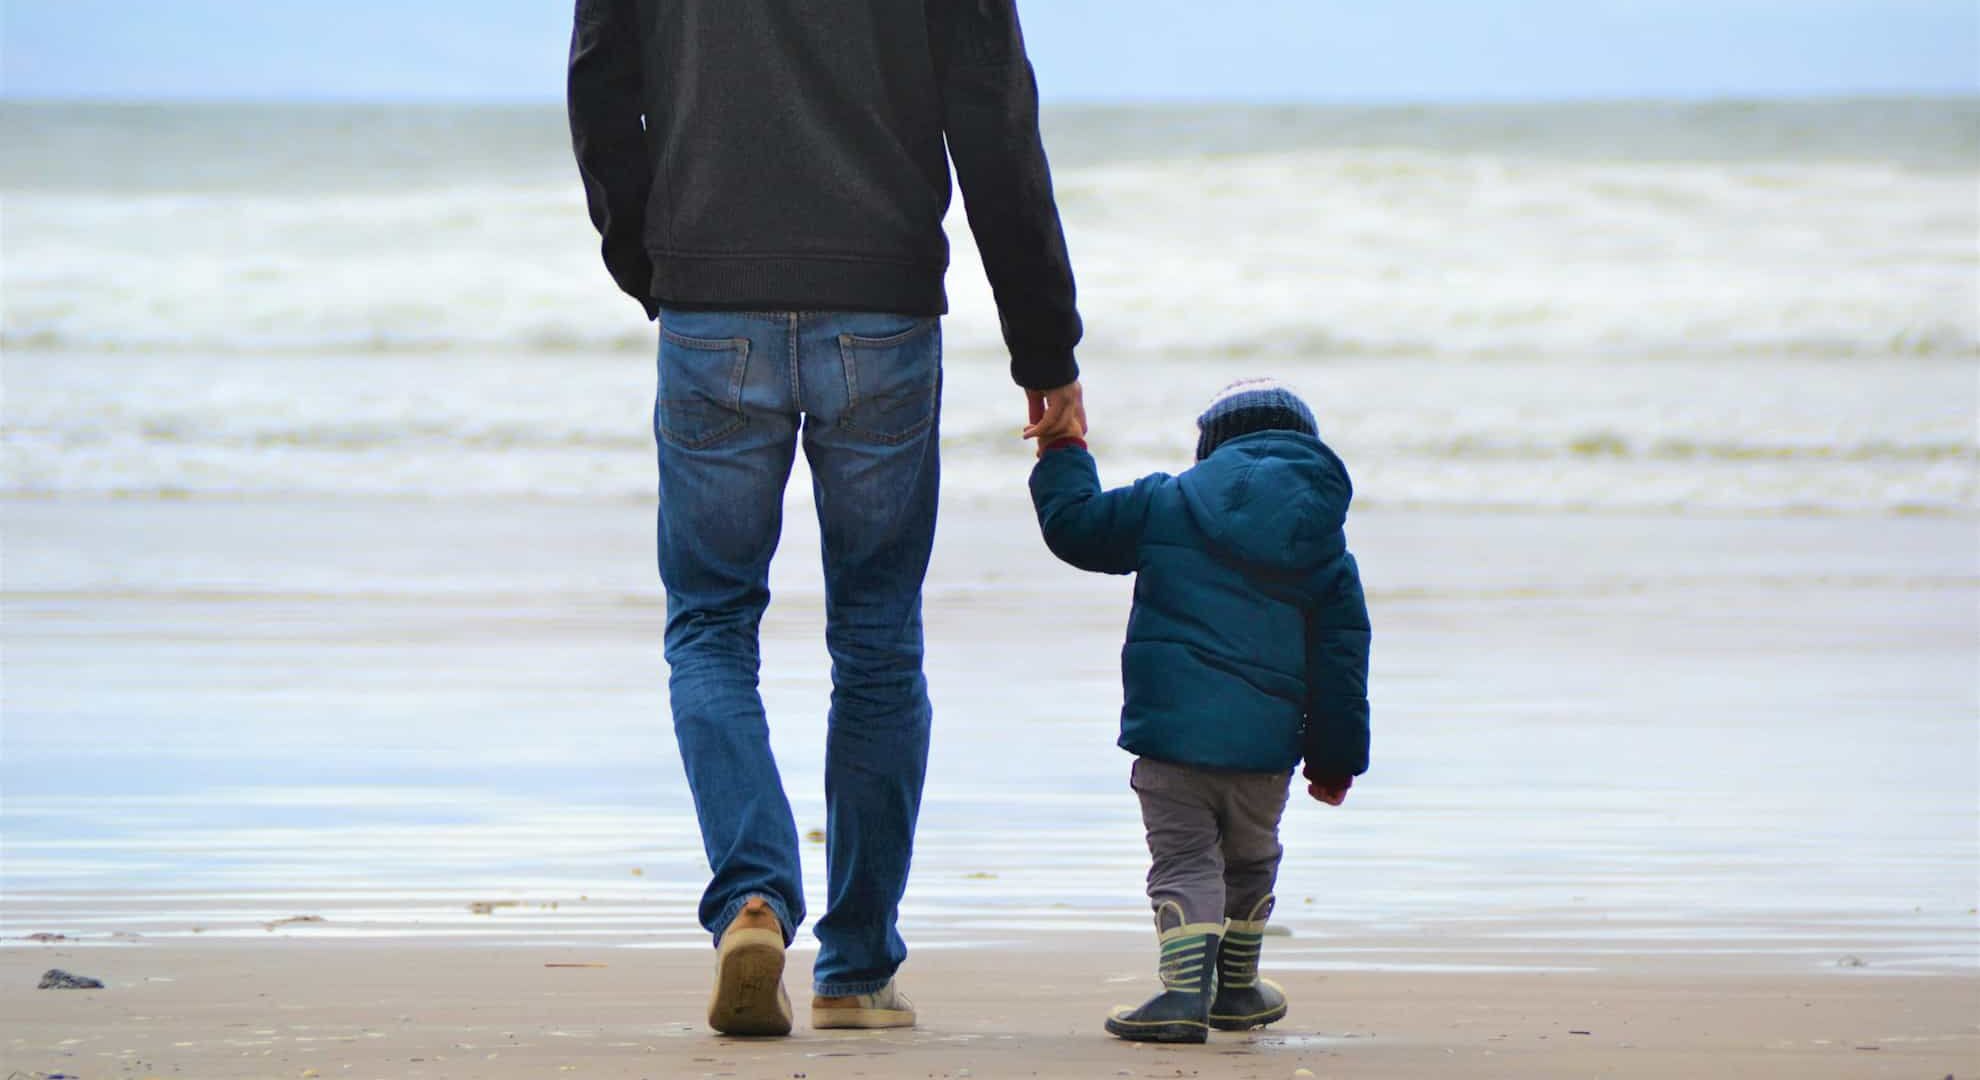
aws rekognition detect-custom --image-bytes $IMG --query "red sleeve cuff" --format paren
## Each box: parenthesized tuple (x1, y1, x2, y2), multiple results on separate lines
(1043, 437, 1088, 453)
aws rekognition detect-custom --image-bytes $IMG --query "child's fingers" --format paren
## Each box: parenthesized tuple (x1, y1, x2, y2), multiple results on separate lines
(1021, 391, 1047, 438)
(1025, 410, 1082, 442)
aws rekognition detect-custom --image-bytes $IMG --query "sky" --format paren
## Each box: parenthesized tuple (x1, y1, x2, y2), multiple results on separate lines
(3, 0, 1975, 104)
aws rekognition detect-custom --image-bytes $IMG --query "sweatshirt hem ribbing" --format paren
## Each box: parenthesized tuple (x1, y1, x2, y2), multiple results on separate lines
(651, 254, 948, 317)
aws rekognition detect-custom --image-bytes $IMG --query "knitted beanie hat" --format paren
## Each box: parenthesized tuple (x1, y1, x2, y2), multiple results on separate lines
(1195, 378, 1319, 461)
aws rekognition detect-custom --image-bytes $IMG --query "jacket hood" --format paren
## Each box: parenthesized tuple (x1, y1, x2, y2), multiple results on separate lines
(1177, 430, 1352, 570)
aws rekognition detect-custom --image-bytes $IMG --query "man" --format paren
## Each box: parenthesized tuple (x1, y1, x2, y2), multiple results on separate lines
(568, 0, 1086, 1037)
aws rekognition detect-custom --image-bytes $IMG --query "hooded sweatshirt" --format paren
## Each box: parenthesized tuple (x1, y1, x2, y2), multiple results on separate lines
(1029, 432, 1371, 775)
(567, 0, 1082, 391)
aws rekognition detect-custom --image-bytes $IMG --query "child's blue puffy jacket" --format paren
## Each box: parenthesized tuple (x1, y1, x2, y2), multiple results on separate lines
(1029, 431, 1371, 775)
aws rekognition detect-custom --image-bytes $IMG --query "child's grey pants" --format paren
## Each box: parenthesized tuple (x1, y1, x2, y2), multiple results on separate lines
(1131, 756, 1293, 926)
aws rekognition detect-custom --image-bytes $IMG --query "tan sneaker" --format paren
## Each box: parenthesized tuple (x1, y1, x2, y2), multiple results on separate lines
(708, 897, 792, 1036)
(811, 978, 916, 1029)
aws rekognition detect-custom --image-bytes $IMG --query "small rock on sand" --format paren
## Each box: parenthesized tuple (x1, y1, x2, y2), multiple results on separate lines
(39, 968, 105, 990)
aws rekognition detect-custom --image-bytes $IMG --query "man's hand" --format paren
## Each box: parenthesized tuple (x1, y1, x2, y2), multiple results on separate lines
(1304, 765, 1353, 807)
(1023, 380, 1087, 446)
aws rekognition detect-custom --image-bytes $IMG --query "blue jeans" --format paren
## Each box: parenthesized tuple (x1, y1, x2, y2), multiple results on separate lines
(654, 308, 940, 997)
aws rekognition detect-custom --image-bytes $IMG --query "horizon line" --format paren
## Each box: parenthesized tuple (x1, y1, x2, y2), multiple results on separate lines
(4, 89, 1977, 110)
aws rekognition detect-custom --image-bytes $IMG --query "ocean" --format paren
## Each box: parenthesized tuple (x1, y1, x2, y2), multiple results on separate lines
(3, 99, 1976, 513)
(2, 101, 1976, 975)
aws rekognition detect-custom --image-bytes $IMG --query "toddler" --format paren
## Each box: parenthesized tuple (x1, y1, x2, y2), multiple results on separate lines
(1029, 378, 1371, 1043)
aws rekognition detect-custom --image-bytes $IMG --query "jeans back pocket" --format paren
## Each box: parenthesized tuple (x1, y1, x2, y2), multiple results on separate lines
(836, 319, 941, 445)
(657, 328, 750, 449)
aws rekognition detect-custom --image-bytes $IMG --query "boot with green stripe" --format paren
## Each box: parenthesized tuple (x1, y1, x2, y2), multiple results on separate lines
(1104, 901, 1220, 1043)
(1209, 894, 1288, 1031)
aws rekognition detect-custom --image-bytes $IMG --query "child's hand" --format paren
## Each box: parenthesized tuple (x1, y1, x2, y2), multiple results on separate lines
(1303, 765, 1353, 806)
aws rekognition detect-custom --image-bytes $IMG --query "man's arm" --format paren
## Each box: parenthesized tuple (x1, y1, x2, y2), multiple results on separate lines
(568, 0, 658, 319)
(928, 0, 1082, 392)
(1029, 444, 1161, 575)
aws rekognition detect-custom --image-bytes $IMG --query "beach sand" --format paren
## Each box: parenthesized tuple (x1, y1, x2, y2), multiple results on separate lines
(5, 941, 1976, 1079)
(4, 494, 1976, 1077)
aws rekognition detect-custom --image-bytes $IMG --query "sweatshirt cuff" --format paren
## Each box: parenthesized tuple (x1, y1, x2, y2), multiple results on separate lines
(1013, 349, 1080, 392)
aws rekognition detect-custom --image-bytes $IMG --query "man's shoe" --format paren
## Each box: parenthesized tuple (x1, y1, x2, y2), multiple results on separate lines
(812, 979, 917, 1029)
(708, 897, 792, 1036)
(1209, 894, 1288, 1031)
(1104, 901, 1220, 1044)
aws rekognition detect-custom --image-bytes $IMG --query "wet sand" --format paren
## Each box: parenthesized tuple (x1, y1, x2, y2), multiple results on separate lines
(5, 941, 1977, 1079)
(3, 495, 1976, 1076)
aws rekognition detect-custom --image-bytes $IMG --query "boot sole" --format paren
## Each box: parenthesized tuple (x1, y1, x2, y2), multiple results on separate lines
(707, 928, 791, 1037)
(1105, 1015, 1209, 1043)
(1209, 1002, 1288, 1031)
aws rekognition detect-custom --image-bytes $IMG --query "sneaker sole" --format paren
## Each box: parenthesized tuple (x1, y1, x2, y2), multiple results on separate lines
(812, 1006, 916, 1030)
(708, 928, 791, 1037)
(1104, 1015, 1209, 1044)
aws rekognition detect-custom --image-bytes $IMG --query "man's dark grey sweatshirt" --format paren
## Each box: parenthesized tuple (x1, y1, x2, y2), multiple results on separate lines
(568, 0, 1082, 390)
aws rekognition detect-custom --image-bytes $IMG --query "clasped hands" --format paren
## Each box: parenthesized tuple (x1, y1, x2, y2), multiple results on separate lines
(1022, 381, 1088, 455)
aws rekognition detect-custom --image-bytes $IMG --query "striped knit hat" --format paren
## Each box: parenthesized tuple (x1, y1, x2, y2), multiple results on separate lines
(1195, 378, 1318, 461)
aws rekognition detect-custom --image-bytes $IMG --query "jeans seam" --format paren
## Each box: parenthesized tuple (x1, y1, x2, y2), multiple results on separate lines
(787, 313, 802, 409)
(839, 338, 860, 428)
